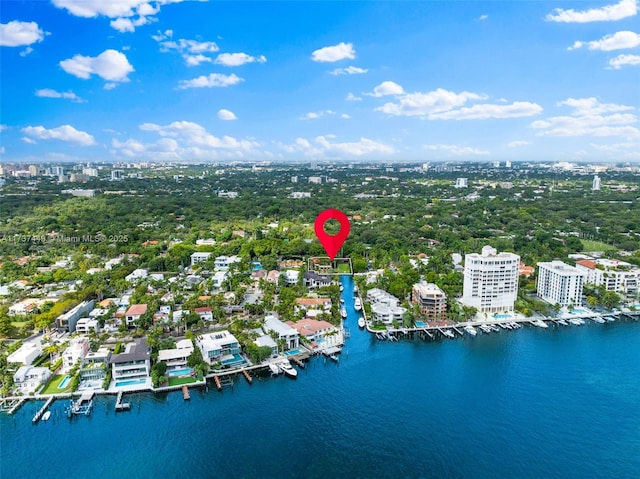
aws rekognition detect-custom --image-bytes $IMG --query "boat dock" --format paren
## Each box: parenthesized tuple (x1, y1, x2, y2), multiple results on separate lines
(32, 397, 54, 424)
(182, 385, 190, 400)
(66, 391, 94, 417)
(2, 397, 27, 415)
(115, 391, 131, 411)
(213, 376, 222, 391)
(242, 370, 252, 385)
(290, 357, 305, 369)
(322, 346, 341, 362)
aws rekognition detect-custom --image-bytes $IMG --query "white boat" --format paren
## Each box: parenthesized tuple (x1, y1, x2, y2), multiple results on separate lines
(464, 325, 477, 336)
(557, 319, 568, 326)
(358, 317, 365, 328)
(269, 363, 281, 375)
(42, 411, 51, 421)
(592, 316, 605, 324)
(442, 329, 455, 338)
(354, 298, 362, 311)
(340, 307, 347, 318)
(479, 324, 492, 334)
(489, 324, 500, 332)
(353, 285, 359, 293)
(279, 360, 297, 378)
(340, 284, 344, 292)
(533, 319, 548, 328)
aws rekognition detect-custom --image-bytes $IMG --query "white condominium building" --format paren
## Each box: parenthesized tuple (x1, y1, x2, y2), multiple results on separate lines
(462, 245, 520, 314)
(536, 261, 584, 307)
(575, 258, 639, 296)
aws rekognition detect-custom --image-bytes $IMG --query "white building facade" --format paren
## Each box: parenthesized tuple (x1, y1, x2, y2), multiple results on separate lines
(536, 261, 585, 307)
(462, 245, 520, 314)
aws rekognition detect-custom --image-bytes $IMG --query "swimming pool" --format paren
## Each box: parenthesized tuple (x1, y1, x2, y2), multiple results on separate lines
(168, 368, 192, 377)
(221, 353, 245, 366)
(58, 375, 71, 389)
(494, 314, 511, 319)
(115, 378, 147, 387)
(285, 349, 301, 356)
(571, 308, 587, 314)
(415, 321, 426, 327)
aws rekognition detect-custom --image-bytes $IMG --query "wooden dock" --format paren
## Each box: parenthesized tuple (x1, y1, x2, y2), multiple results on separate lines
(32, 397, 54, 424)
(242, 370, 252, 385)
(214, 375, 222, 391)
(290, 357, 305, 369)
(182, 385, 190, 400)
(115, 391, 131, 411)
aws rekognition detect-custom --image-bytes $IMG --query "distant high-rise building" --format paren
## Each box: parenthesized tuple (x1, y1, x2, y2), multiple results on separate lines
(83, 167, 98, 177)
(111, 170, 123, 180)
(492, 161, 500, 167)
(291, 176, 298, 183)
(455, 178, 468, 188)
(51, 166, 64, 176)
(308, 176, 322, 184)
(462, 246, 520, 314)
(536, 261, 584, 307)
(411, 282, 447, 321)
(28, 165, 38, 176)
(592, 175, 601, 191)
(505, 160, 512, 168)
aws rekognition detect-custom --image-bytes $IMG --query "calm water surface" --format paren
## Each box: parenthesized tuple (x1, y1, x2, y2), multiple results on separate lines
(2, 276, 639, 478)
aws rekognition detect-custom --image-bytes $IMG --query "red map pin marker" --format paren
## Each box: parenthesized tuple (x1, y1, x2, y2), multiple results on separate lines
(314, 209, 350, 260)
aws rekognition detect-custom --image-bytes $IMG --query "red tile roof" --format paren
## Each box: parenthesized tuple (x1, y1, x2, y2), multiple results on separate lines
(576, 259, 596, 269)
(126, 304, 148, 316)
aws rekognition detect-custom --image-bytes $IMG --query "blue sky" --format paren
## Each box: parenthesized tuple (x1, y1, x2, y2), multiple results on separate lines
(1, 0, 639, 163)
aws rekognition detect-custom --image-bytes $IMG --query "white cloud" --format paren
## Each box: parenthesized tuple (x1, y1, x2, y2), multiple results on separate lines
(299, 110, 336, 120)
(0, 147, 4, 154)
(0, 20, 47, 47)
(0, 125, 7, 131)
(546, 0, 638, 23)
(372, 85, 542, 120)
(281, 135, 393, 157)
(217, 109, 237, 120)
(214, 52, 267, 66)
(531, 97, 640, 140)
(60, 49, 134, 82)
(608, 53, 640, 68)
(311, 42, 355, 62)
(22, 124, 96, 145)
(429, 101, 543, 120)
(53, 0, 171, 32)
(22, 137, 37, 144)
(368, 81, 405, 97)
(35, 88, 85, 103)
(330, 66, 368, 76)
(424, 144, 489, 156)
(569, 31, 640, 51)
(139, 120, 257, 150)
(346, 92, 362, 102)
(177, 73, 243, 89)
(341, 114, 351, 119)
(375, 88, 484, 117)
(478, 14, 488, 21)
(20, 47, 34, 57)
(154, 32, 221, 65)
(507, 140, 529, 148)
(104, 82, 118, 90)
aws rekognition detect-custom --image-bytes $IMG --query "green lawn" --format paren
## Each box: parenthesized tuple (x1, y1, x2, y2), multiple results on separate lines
(581, 239, 617, 252)
(168, 376, 197, 387)
(42, 373, 74, 395)
(336, 262, 352, 274)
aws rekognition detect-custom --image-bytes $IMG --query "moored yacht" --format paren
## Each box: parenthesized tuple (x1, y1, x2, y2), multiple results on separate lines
(358, 317, 365, 328)
(340, 307, 347, 318)
(464, 325, 477, 336)
(354, 297, 362, 311)
(280, 360, 298, 378)
(269, 363, 281, 375)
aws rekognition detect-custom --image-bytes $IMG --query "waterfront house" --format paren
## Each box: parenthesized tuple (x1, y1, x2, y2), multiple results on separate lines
(264, 314, 300, 350)
(13, 366, 51, 394)
(286, 318, 335, 342)
(80, 347, 111, 382)
(158, 339, 194, 373)
(75, 317, 100, 334)
(295, 297, 332, 316)
(211, 271, 228, 289)
(367, 289, 407, 324)
(110, 338, 151, 386)
(284, 270, 299, 285)
(197, 331, 245, 368)
(254, 335, 279, 358)
(62, 337, 90, 370)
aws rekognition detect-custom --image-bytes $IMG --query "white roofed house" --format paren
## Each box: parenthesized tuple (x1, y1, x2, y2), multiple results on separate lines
(62, 336, 90, 371)
(80, 347, 111, 383)
(367, 289, 407, 325)
(191, 252, 212, 266)
(157, 339, 194, 373)
(215, 255, 241, 271)
(264, 313, 300, 350)
(13, 366, 52, 394)
(197, 331, 246, 369)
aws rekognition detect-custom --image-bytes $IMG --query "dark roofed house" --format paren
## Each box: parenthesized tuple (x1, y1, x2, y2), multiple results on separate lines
(303, 271, 332, 289)
(110, 338, 151, 388)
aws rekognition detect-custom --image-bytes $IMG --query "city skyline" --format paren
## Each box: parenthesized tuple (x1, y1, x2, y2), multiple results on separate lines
(1, 0, 639, 163)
